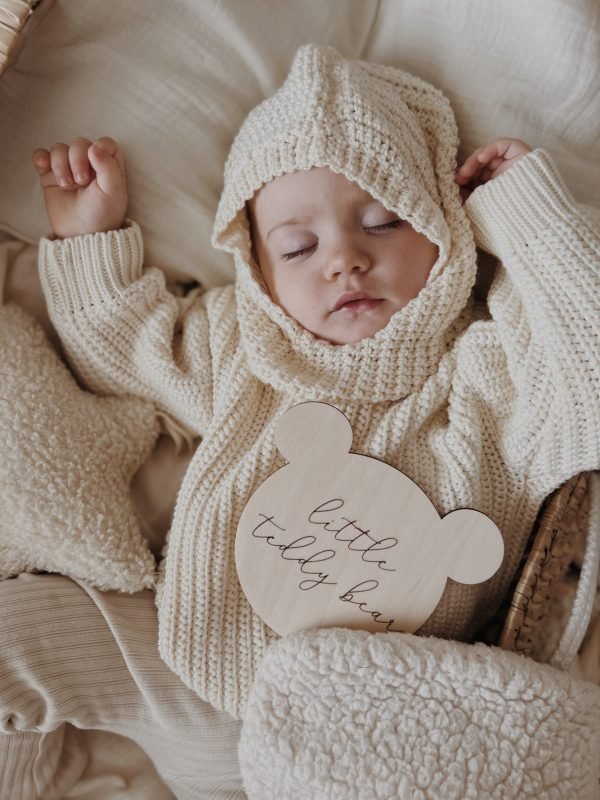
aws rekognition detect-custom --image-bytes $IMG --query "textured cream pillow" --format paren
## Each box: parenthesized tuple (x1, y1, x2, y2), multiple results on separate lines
(0, 1, 597, 290)
(240, 628, 600, 799)
(366, 0, 600, 209)
(0, 0, 377, 284)
(0, 303, 160, 591)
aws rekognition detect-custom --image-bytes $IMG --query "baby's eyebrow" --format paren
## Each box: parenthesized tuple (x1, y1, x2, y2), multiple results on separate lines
(267, 212, 314, 240)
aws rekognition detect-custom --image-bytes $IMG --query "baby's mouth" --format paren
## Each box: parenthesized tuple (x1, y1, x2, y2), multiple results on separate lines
(332, 291, 383, 313)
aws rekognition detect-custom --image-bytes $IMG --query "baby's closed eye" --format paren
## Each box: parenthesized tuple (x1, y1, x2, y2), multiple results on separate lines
(365, 219, 403, 233)
(281, 243, 317, 261)
(361, 203, 402, 231)
(280, 236, 318, 261)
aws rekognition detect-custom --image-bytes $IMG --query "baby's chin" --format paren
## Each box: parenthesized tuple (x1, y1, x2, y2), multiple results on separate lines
(310, 313, 396, 346)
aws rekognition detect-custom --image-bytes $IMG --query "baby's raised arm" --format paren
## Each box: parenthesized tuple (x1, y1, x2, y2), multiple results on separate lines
(459, 143, 600, 489)
(32, 137, 219, 441)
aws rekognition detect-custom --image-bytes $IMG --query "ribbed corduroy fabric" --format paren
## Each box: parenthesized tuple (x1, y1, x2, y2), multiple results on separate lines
(0, 574, 244, 800)
(37, 46, 600, 719)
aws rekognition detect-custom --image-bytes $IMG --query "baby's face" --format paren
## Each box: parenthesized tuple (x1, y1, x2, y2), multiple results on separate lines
(249, 167, 439, 345)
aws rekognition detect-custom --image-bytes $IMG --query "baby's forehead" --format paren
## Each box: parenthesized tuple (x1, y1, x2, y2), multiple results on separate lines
(249, 167, 387, 225)
(254, 166, 370, 197)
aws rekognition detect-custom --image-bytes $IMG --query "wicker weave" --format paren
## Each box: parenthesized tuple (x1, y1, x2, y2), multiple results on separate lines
(498, 472, 591, 661)
(0, 0, 52, 77)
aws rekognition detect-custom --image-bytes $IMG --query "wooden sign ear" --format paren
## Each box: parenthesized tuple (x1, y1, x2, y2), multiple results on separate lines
(440, 508, 504, 585)
(274, 402, 353, 463)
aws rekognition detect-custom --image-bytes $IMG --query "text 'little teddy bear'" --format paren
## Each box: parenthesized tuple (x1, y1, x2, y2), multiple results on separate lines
(236, 402, 504, 636)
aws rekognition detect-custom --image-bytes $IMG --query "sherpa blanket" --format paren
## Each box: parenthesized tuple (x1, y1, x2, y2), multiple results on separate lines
(240, 628, 600, 799)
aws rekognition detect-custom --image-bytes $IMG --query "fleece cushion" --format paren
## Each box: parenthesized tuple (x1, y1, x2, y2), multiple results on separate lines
(240, 628, 600, 800)
(0, 0, 377, 284)
(0, 303, 160, 591)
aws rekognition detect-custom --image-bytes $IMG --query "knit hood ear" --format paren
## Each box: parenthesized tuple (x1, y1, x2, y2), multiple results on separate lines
(212, 44, 478, 403)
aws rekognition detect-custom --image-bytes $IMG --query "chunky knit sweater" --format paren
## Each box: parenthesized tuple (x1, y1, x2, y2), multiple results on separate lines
(39, 150, 600, 718)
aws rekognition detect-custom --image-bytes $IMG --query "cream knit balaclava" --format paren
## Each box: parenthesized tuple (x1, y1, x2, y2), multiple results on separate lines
(212, 44, 478, 402)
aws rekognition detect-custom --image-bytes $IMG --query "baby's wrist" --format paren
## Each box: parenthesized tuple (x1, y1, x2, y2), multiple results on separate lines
(50, 219, 128, 241)
(465, 149, 574, 255)
(39, 221, 144, 315)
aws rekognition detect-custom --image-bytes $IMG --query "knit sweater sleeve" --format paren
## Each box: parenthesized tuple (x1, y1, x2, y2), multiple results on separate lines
(38, 221, 219, 438)
(464, 149, 600, 490)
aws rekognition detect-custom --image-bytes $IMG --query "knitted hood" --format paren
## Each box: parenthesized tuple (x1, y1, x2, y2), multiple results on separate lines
(212, 44, 477, 402)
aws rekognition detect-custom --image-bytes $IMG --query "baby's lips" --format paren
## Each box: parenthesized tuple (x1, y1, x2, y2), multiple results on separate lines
(332, 290, 374, 312)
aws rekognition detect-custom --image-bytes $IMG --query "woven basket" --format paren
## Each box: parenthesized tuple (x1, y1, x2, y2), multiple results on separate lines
(497, 472, 592, 661)
(0, 0, 52, 77)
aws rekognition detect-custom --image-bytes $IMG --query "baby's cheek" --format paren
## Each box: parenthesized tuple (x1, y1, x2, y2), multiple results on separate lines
(409, 238, 439, 287)
(411, 230, 438, 264)
(427, 242, 440, 269)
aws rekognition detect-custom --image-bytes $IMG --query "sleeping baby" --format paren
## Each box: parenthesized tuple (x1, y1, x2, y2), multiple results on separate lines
(26, 44, 600, 728)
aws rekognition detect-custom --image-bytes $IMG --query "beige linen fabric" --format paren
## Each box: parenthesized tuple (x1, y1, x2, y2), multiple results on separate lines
(0, 1, 597, 288)
(0, 0, 377, 284)
(0, 574, 245, 800)
(367, 0, 600, 208)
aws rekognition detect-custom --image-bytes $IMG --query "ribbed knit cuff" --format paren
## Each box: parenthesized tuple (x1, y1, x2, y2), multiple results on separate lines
(464, 149, 580, 257)
(39, 220, 144, 316)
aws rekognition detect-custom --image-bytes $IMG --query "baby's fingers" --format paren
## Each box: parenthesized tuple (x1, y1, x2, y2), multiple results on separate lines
(68, 137, 94, 185)
(32, 143, 88, 190)
(455, 155, 483, 185)
(87, 137, 125, 197)
(33, 145, 79, 191)
(48, 142, 80, 189)
(457, 140, 516, 182)
(457, 139, 532, 185)
(31, 147, 56, 184)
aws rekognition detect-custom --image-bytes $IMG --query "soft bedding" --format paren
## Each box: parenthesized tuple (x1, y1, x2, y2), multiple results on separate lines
(0, 1, 598, 797)
(240, 624, 600, 799)
(0, 302, 160, 590)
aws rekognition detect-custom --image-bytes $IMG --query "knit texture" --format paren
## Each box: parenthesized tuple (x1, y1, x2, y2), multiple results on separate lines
(0, 303, 160, 591)
(214, 44, 475, 405)
(239, 628, 600, 799)
(38, 46, 600, 718)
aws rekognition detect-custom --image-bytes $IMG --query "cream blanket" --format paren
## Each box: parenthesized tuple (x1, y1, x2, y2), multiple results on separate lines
(240, 628, 600, 799)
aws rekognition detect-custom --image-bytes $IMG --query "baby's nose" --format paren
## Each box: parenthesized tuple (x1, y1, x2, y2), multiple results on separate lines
(325, 244, 371, 279)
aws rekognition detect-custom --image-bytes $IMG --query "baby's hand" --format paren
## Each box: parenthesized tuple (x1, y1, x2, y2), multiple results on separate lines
(32, 137, 128, 238)
(455, 138, 532, 203)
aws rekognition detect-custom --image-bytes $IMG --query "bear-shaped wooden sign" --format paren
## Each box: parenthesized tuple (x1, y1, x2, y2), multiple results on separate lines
(236, 402, 504, 636)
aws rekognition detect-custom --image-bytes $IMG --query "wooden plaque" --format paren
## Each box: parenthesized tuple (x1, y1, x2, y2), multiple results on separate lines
(236, 402, 504, 636)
